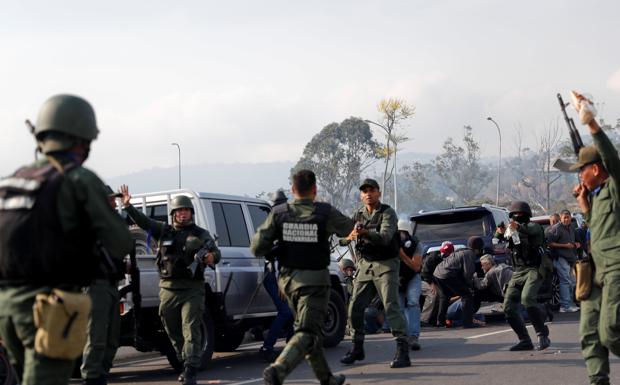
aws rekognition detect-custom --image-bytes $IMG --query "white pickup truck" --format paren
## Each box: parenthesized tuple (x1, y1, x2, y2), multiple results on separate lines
(117, 189, 349, 371)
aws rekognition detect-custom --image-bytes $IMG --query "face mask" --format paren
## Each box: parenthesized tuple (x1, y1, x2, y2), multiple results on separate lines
(513, 215, 529, 224)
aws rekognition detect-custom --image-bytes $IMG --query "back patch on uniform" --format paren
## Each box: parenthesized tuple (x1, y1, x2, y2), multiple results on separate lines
(282, 222, 318, 242)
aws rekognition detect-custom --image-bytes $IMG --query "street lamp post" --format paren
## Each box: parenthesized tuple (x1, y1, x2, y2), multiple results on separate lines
(486, 117, 502, 206)
(364, 119, 398, 213)
(171, 143, 181, 189)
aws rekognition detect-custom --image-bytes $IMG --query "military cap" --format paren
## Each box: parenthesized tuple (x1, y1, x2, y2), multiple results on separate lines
(568, 146, 602, 171)
(359, 178, 380, 190)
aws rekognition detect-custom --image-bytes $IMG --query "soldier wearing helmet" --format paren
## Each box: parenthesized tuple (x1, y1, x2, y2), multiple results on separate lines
(0, 95, 133, 385)
(120, 186, 220, 385)
(496, 201, 551, 352)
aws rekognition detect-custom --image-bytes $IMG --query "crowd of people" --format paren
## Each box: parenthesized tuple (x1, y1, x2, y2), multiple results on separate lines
(0, 92, 618, 385)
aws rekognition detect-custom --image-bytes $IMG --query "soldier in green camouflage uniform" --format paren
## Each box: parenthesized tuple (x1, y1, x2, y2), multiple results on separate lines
(558, 116, 620, 385)
(495, 201, 551, 352)
(121, 187, 220, 385)
(340, 178, 410, 369)
(0, 95, 133, 385)
(251, 169, 354, 385)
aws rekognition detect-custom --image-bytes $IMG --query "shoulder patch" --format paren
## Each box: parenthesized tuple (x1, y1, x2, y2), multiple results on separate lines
(272, 203, 289, 215)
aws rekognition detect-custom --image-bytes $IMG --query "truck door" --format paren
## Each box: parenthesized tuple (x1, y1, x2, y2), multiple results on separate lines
(211, 201, 264, 317)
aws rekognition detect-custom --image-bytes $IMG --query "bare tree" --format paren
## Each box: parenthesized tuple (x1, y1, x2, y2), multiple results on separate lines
(373, 98, 415, 195)
(516, 121, 563, 212)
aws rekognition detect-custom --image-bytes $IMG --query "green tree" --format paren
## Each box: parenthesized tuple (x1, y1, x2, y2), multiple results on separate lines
(292, 117, 379, 212)
(398, 161, 445, 213)
(434, 126, 491, 204)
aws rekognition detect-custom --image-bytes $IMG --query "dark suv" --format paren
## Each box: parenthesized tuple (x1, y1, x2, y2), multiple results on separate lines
(410, 204, 511, 273)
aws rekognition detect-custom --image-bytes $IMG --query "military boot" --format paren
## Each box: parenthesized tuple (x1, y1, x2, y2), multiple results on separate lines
(409, 335, 421, 351)
(389, 339, 411, 368)
(263, 365, 283, 385)
(320, 374, 346, 385)
(181, 366, 197, 385)
(526, 306, 551, 351)
(340, 341, 365, 365)
(507, 317, 534, 351)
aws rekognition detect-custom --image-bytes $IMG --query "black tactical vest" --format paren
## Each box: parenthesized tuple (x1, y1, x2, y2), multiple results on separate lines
(354, 204, 400, 261)
(273, 202, 331, 270)
(156, 225, 207, 280)
(509, 226, 542, 268)
(0, 162, 96, 286)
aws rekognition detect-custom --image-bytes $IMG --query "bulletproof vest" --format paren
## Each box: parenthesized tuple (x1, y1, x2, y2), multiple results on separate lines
(156, 225, 207, 280)
(354, 204, 400, 261)
(273, 202, 331, 270)
(509, 224, 542, 268)
(0, 162, 96, 286)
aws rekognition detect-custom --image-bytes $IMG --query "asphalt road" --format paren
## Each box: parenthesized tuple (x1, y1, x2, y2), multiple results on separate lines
(100, 312, 620, 385)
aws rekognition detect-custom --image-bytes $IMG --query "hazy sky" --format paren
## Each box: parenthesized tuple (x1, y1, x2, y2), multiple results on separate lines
(1, 0, 619, 180)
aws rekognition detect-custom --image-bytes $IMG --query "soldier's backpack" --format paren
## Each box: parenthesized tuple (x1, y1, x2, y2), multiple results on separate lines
(0, 161, 95, 286)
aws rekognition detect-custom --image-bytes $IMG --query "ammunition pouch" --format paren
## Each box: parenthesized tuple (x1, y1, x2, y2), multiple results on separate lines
(33, 288, 92, 359)
(156, 252, 196, 279)
(575, 257, 593, 301)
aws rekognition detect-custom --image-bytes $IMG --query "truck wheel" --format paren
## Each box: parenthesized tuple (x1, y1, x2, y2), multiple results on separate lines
(323, 288, 346, 348)
(214, 327, 245, 352)
(160, 308, 215, 372)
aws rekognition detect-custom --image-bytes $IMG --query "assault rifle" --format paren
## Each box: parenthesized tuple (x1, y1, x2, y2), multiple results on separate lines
(553, 93, 585, 172)
(187, 238, 218, 277)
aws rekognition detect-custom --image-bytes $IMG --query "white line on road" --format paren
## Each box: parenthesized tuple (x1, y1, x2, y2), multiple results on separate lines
(227, 378, 263, 385)
(466, 325, 535, 340)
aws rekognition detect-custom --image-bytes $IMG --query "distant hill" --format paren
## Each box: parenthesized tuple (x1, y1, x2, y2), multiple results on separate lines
(105, 161, 294, 197)
(104, 151, 438, 197)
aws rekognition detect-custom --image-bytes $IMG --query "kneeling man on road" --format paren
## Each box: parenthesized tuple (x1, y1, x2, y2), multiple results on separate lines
(433, 236, 484, 328)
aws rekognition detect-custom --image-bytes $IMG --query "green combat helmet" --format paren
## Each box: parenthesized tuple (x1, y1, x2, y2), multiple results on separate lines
(31, 94, 99, 154)
(508, 201, 532, 218)
(339, 258, 356, 272)
(169, 195, 194, 215)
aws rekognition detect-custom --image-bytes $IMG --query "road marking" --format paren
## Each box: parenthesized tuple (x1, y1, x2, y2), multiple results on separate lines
(227, 378, 263, 385)
(466, 325, 534, 340)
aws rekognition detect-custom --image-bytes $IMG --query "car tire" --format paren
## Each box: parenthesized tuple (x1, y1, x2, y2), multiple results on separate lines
(214, 327, 245, 352)
(323, 288, 346, 348)
(160, 308, 215, 372)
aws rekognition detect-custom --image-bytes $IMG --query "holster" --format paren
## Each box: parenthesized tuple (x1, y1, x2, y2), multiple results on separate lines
(33, 288, 92, 359)
(574, 257, 594, 301)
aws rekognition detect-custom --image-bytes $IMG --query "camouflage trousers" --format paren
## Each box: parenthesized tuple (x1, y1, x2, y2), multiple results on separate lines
(269, 284, 333, 383)
(503, 267, 543, 318)
(81, 279, 120, 380)
(159, 286, 205, 368)
(348, 269, 407, 342)
(0, 286, 74, 385)
(580, 271, 620, 385)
